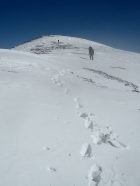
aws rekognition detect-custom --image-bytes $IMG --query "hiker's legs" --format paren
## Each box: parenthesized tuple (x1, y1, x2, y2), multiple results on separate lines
(92, 55, 93, 60)
(90, 55, 91, 60)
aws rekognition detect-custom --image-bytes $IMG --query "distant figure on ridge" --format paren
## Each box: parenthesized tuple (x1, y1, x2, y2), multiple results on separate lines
(89, 46, 94, 60)
(58, 40, 59, 43)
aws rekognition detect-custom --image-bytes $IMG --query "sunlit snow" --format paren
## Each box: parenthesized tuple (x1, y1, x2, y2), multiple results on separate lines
(0, 35, 140, 186)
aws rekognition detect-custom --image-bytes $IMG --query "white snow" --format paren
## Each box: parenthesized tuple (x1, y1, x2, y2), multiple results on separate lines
(80, 143, 92, 158)
(85, 118, 94, 130)
(47, 167, 56, 172)
(0, 35, 140, 186)
(88, 163, 102, 186)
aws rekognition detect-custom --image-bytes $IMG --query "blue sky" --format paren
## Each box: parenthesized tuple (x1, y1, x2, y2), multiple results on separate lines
(0, 0, 140, 53)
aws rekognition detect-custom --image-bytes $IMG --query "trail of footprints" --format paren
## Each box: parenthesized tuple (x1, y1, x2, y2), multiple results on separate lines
(74, 97, 127, 186)
(43, 70, 71, 175)
(43, 69, 127, 185)
(51, 70, 70, 94)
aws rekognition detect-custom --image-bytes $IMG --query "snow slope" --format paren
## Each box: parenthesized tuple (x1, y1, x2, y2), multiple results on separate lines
(0, 35, 140, 186)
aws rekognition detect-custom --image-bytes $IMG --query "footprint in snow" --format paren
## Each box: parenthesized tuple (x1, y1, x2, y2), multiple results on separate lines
(74, 97, 81, 102)
(51, 77, 58, 84)
(75, 103, 84, 109)
(85, 118, 94, 131)
(43, 147, 50, 150)
(91, 132, 127, 149)
(80, 143, 92, 159)
(47, 167, 56, 172)
(79, 112, 89, 118)
(52, 78, 66, 87)
(88, 164, 102, 186)
(74, 97, 85, 109)
(79, 112, 96, 119)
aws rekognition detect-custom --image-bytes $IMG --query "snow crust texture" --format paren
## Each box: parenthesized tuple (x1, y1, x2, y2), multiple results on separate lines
(0, 35, 140, 186)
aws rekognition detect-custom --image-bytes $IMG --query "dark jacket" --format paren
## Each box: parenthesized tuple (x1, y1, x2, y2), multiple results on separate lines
(89, 46, 94, 55)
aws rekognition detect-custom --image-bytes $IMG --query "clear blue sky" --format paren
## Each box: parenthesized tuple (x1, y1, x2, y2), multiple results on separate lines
(0, 0, 140, 53)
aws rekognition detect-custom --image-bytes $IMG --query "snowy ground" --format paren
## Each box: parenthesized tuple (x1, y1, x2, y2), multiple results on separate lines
(0, 35, 140, 186)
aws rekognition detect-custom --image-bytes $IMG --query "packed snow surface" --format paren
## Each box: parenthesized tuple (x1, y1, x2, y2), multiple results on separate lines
(0, 35, 140, 186)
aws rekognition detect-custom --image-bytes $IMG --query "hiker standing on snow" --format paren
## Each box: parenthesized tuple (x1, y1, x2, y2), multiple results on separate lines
(89, 46, 94, 60)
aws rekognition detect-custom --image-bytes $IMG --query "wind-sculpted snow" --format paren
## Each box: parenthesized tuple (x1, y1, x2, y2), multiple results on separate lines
(29, 43, 79, 54)
(0, 36, 140, 186)
(12, 35, 111, 55)
(84, 68, 139, 93)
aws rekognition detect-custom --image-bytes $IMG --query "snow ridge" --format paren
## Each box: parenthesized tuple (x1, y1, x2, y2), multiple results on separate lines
(84, 68, 139, 93)
(0, 35, 140, 186)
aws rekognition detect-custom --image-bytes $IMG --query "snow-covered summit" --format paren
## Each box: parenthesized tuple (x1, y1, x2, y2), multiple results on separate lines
(12, 35, 140, 91)
(0, 35, 140, 186)
(12, 35, 111, 54)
